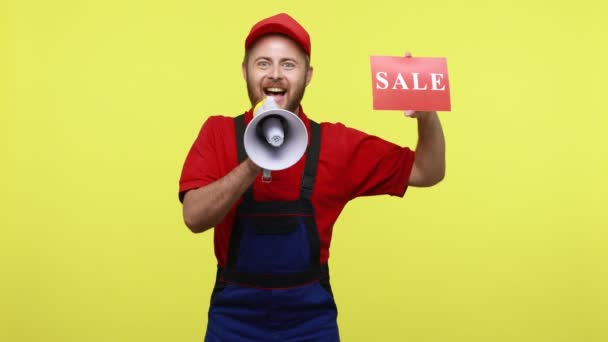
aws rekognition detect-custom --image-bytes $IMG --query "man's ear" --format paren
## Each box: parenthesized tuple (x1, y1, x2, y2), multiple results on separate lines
(242, 62, 246, 80)
(306, 66, 314, 86)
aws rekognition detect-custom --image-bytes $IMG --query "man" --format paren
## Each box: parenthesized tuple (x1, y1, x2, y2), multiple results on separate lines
(179, 12, 445, 342)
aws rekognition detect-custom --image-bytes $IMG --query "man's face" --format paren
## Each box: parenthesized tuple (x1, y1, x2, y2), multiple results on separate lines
(243, 34, 313, 114)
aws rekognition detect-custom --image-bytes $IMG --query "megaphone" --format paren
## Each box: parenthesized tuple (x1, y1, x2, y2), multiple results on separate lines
(244, 97, 308, 173)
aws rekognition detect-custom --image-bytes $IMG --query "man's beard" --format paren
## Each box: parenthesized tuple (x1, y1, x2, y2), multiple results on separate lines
(245, 75, 307, 114)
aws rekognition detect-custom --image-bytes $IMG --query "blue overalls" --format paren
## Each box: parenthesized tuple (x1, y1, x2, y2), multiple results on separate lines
(204, 115, 340, 342)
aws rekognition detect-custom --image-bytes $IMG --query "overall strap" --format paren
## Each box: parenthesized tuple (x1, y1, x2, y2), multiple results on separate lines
(234, 114, 254, 201)
(300, 121, 321, 201)
(235, 114, 247, 164)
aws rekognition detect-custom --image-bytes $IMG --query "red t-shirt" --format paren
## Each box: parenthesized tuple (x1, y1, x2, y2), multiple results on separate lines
(179, 107, 415, 266)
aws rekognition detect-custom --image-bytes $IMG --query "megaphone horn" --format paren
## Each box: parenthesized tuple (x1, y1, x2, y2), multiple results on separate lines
(256, 115, 288, 147)
(244, 97, 308, 171)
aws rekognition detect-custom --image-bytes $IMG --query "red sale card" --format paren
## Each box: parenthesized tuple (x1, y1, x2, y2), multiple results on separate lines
(370, 56, 451, 111)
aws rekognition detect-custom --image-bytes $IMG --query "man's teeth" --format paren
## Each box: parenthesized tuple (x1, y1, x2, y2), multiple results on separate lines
(265, 88, 285, 93)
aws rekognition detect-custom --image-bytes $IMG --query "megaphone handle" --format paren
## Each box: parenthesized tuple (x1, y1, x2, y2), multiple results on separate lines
(262, 169, 272, 183)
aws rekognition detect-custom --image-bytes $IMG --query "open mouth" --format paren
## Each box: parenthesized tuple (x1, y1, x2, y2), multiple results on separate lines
(264, 87, 287, 100)
(264, 87, 286, 95)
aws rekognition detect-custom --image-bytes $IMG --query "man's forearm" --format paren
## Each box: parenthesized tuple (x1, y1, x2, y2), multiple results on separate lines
(411, 112, 446, 186)
(182, 159, 261, 233)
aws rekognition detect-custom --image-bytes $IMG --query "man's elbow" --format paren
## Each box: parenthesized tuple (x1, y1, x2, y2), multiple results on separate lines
(427, 167, 446, 186)
(409, 164, 445, 187)
(428, 171, 445, 186)
(183, 212, 212, 234)
(414, 173, 444, 187)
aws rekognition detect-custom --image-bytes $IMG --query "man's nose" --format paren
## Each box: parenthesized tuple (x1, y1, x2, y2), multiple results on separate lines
(269, 64, 283, 79)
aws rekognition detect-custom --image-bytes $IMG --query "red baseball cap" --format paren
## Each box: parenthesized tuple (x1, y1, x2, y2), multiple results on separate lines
(245, 13, 311, 58)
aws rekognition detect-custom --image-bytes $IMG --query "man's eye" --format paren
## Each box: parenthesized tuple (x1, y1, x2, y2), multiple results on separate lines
(283, 63, 295, 69)
(258, 61, 270, 68)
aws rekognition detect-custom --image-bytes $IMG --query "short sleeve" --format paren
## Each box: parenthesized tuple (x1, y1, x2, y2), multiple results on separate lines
(178, 116, 236, 202)
(324, 123, 415, 201)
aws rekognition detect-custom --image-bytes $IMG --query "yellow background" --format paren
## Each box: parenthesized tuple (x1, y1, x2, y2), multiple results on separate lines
(2, 0, 607, 341)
